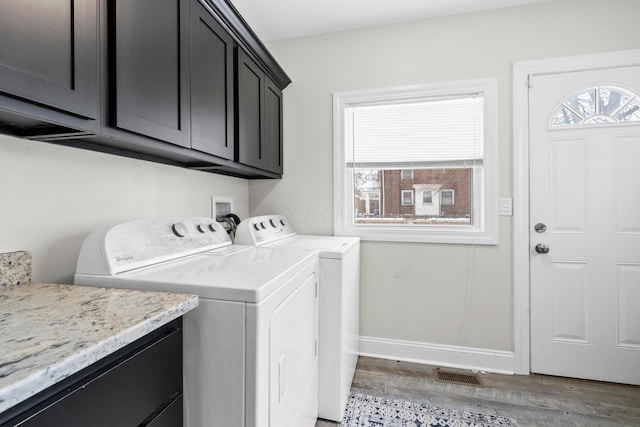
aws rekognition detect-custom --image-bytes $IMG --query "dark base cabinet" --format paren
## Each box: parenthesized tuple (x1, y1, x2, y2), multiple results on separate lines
(0, 318, 183, 427)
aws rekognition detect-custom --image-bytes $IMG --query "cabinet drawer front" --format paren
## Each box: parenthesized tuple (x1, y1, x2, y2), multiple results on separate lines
(145, 394, 183, 427)
(13, 325, 182, 427)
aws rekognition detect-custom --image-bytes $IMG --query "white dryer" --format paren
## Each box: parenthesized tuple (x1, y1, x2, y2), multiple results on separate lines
(74, 217, 319, 427)
(235, 215, 359, 422)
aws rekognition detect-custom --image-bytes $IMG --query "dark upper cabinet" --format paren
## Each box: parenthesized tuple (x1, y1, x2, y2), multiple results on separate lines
(190, 0, 234, 160)
(0, 0, 290, 178)
(0, 0, 98, 120)
(237, 48, 283, 175)
(263, 78, 283, 175)
(111, 0, 191, 148)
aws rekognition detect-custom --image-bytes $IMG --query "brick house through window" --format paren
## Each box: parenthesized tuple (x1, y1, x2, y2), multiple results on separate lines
(380, 168, 471, 221)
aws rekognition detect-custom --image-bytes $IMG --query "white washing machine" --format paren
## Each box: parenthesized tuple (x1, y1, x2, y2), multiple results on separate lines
(235, 215, 359, 422)
(74, 217, 319, 427)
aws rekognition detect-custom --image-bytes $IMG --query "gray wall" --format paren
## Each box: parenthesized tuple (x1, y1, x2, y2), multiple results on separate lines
(1, 0, 637, 358)
(0, 135, 249, 284)
(249, 0, 640, 352)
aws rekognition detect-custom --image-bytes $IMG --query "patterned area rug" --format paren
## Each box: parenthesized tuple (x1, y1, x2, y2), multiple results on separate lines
(340, 392, 519, 427)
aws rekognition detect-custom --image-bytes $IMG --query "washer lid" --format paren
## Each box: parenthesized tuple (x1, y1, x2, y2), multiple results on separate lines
(267, 235, 359, 259)
(95, 246, 318, 303)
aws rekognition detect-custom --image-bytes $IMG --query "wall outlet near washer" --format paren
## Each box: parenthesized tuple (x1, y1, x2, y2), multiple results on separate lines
(211, 196, 234, 218)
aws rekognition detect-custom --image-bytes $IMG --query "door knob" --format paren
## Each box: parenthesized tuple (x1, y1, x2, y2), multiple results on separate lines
(535, 243, 549, 254)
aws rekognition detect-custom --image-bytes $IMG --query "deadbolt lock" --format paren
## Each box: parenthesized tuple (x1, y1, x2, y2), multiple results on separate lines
(534, 223, 547, 233)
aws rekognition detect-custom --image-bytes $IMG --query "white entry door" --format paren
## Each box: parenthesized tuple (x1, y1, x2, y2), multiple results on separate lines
(529, 65, 640, 385)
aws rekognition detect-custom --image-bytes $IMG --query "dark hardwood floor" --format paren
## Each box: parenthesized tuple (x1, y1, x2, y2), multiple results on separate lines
(316, 356, 640, 427)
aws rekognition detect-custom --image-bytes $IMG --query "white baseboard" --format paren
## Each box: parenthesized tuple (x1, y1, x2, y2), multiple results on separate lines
(359, 335, 515, 375)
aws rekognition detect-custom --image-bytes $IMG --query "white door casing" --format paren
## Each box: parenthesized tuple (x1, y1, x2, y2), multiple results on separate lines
(513, 49, 640, 379)
(528, 66, 640, 384)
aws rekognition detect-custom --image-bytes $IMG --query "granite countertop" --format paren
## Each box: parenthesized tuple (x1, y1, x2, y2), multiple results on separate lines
(0, 282, 199, 414)
(0, 251, 31, 287)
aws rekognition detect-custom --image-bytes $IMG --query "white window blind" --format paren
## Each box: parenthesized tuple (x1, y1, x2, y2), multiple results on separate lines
(345, 95, 484, 168)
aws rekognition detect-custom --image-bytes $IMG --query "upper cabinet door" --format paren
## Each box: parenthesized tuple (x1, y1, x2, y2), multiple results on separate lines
(236, 48, 284, 175)
(190, 0, 234, 160)
(263, 77, 283, 175)
(236, 49, 263, 170)
(0, 0, 99, 120)
(111, 0, 190, 148)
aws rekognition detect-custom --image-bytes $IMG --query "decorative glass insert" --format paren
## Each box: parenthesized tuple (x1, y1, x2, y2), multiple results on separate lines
(552, 86, 640, 127)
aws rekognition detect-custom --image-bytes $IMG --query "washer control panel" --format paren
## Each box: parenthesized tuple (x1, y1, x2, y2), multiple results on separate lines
(77, 217, 231, 275)
(235, 215, 297, 246)
(172, 220, 221, 238)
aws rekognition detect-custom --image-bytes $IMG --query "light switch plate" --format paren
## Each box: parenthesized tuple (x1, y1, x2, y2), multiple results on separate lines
(499, 198, 513, 216)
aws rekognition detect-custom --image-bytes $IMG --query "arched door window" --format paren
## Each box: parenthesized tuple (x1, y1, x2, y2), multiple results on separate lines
(552, 86, 640, 126)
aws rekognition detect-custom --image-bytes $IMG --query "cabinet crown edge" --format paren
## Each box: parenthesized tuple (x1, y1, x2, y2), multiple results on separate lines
(203, 0, 291, 90)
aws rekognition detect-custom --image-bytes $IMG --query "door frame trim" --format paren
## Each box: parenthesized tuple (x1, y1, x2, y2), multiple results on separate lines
(512, 49, 640, 375)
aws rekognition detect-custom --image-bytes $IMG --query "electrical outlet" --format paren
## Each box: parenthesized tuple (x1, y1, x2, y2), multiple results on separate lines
(211, 196, 234, 218)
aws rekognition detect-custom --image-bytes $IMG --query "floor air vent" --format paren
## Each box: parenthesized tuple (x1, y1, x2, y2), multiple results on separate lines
(434, 368, 484, 387)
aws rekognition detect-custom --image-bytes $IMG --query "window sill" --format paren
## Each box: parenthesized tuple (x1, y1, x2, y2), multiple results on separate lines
(335, 225, 498, 245)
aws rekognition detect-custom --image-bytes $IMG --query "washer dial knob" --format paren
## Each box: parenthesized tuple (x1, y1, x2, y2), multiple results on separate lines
(172, 222, 188, 238)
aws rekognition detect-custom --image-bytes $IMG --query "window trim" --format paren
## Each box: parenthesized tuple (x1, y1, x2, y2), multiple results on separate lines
(440, 189, 455, 206)
(401, 190, 414, 206)
(333, 78, 499, 244)
(401, 169, 414, 179)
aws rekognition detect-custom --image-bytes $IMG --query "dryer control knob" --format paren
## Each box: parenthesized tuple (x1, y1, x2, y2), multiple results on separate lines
(172, 222, 188, 238)
(197, 224, 208, 233)
(209, 223, 218, 232)
(253, 223, 261, 231)
(269, 219, 277, 228)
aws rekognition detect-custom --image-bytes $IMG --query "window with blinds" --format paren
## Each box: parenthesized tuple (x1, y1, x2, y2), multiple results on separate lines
(333, 79, 499, 244)
(345, 96, 484, 168)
